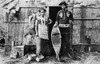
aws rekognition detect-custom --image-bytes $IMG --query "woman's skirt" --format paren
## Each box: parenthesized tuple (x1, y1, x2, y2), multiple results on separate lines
(38, 24, 49, 40)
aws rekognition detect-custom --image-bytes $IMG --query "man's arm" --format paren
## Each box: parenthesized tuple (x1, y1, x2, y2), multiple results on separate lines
(56, 11, 61, 24)
(54, 11, 61, 27)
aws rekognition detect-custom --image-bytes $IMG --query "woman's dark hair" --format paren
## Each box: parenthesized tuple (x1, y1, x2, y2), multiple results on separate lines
(38, 8, 46, 12)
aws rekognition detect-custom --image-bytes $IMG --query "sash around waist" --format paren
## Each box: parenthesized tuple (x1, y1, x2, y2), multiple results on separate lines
(59, 24, 70, 27)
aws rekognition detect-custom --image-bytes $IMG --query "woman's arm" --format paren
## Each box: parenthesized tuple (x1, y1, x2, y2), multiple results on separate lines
(35, 19, 38, 36)
(48, 18, 53, 24)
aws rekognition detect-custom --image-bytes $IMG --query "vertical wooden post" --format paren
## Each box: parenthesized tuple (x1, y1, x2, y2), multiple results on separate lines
(80, 6, 87, 43)
(5, 23, 12, 56)
(80, 6, 87, 52)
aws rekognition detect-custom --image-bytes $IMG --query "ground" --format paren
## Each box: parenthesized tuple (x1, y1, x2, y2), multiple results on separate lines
(0, 48, 100, 64)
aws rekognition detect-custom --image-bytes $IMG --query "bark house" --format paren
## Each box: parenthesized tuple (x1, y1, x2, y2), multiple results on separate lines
(1, 0, 100, 54)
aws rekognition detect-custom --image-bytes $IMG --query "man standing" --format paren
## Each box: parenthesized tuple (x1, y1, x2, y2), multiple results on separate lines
(56, 1, 73, 58)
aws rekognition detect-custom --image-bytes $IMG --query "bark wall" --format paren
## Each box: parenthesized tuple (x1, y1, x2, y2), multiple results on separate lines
(73, 6, 100, 45)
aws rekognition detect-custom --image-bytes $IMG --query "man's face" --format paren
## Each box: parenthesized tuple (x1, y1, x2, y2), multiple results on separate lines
(61, 4, 66, 9)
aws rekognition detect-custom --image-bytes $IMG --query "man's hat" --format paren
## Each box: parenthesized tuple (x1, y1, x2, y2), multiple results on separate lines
(59, 1, 68, 6)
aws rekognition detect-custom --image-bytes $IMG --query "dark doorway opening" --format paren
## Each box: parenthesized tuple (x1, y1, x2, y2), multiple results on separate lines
(49, 6, 61, 24)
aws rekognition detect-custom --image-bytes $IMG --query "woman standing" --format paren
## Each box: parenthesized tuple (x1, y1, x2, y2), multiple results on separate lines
(35, 8, 52, 62)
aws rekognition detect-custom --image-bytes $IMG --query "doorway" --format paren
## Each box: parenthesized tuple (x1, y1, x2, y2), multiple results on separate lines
(49, 6, 61, 24)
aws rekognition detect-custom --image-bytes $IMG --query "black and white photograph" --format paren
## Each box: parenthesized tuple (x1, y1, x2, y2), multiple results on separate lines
(0, 0, 100, 64)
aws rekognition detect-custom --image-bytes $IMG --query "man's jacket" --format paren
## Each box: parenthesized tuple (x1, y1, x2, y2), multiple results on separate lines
(56, 9, 73, 24)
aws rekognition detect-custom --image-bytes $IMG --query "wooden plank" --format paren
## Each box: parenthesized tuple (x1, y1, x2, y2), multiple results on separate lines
(86, 8, 93, 19)
(73, 7, 81, 19)
(92, 8, 97, 19)
(5, 23, 12, 53)
(72, 20, 81, 44)
(85, 20, 93, 28)
(18, 24, 24, 43)
(96, 8, 100, 19)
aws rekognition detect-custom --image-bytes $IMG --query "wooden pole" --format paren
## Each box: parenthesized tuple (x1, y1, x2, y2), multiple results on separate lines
(69, 0, 74, 50)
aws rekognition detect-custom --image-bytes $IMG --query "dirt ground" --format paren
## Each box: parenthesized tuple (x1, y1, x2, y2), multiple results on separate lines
(0, 48, 100, 64)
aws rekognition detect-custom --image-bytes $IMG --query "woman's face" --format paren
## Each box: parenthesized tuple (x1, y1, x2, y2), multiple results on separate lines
(40, 9, 45, 16)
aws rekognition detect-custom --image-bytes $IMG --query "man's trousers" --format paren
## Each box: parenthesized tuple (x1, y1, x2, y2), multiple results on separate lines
(59, 27, 71, 56)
